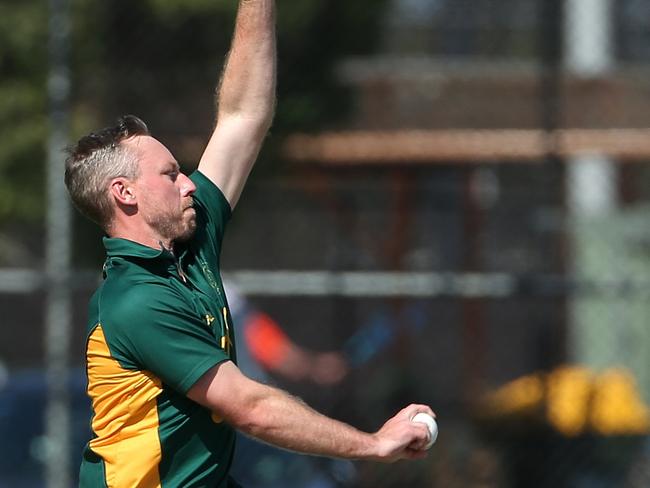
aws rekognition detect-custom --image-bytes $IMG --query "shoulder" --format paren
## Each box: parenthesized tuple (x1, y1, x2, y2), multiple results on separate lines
(187, 171, 233, 252)
(98, 266, 189, 333)
(191, 171, 232, 214)
(94, 274, 199, 366)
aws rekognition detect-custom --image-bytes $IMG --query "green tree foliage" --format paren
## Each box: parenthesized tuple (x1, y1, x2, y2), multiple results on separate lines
(74, 0, 389, 133)
(0, 0, 389, 228)
(0, 1, 47, 222)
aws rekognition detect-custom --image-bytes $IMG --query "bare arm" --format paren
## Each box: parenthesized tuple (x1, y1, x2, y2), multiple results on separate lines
(187, 361, 434, 462)
(198, 0, 276, 209)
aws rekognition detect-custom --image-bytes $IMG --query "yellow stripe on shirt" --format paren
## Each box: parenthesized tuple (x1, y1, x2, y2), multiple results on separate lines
(87, 325, 163, 488)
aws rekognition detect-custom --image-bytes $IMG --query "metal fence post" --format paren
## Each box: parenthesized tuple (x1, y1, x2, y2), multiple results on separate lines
(46, 0, 72, 486)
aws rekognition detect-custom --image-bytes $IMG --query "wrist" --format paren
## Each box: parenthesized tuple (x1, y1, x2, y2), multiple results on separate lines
(357, 432, 383, 461)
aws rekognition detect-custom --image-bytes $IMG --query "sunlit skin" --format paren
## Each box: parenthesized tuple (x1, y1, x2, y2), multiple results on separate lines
(108, 135, 197, 250)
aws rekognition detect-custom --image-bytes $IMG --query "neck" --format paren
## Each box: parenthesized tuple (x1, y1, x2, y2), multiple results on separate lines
(108, 222, 173, 251)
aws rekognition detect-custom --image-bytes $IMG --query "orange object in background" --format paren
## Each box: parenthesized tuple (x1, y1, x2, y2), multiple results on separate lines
(243, 312, 291, 370)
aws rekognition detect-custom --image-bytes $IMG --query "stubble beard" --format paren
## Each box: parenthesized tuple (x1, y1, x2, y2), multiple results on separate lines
(147, 207, 197, 244)
(173, 213, 197, 243)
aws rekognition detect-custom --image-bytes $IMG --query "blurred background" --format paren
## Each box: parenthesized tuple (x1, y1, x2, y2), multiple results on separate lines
(2, 0, 650, 486)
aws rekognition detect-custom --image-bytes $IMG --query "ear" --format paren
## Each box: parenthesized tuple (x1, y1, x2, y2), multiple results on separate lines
(109, 177, 137, 207)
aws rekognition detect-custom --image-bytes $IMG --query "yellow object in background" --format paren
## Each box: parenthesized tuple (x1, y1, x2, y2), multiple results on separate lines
(546, 366, 593, 437)
(481, 365, 650, 437)
(483, 374, 544, 417)
(590, 368, 650, 435)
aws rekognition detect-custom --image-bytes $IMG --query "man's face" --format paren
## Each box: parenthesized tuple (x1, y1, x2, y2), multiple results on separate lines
(126, 136, 197, 243)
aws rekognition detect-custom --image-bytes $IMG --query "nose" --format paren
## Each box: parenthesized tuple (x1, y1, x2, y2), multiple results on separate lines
(179, 173, 196, 197)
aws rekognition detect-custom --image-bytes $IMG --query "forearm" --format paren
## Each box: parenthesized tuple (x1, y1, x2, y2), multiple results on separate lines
(188, 362, 432, 463)
(198, 0, 276, 207)
(217, 0, 276, 127)
(234, 381, 379, 460)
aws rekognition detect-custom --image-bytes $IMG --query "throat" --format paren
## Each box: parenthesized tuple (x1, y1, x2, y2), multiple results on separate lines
(160, 240, 188, 283)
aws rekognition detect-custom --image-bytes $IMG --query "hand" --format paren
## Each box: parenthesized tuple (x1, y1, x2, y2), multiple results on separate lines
(310, 352, 349, 385)
(276, 348, 312, 382)
(370, 404, 436, 463)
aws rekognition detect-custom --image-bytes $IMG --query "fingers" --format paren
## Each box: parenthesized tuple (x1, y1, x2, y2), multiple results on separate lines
(403, 404, 437, 453)
(404, 446, 430, 461)
(374, 403, 437, 462)
(404, 403, 436, 420)
(408, 421, 431, 450)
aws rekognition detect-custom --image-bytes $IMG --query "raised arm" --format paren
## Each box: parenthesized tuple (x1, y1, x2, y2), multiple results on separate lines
(198, 0, 276, 209)
(187, 361, 435, 462)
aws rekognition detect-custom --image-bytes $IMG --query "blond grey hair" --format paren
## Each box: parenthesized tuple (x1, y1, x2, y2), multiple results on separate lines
(64, 115, 149, 230)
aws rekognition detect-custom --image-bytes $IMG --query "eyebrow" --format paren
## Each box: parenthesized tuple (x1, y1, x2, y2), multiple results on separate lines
(164, 161, 180, 172)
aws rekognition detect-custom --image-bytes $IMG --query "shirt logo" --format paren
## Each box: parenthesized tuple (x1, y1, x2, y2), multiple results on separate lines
(199, 259, 220, 294)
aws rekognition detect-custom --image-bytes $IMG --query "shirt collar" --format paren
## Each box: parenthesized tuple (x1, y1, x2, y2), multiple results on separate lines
(103, 236, 173, 260)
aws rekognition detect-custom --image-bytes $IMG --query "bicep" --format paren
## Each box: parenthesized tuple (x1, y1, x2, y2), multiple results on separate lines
(117, 293, 229, 394)
(198, 116, 269, 209)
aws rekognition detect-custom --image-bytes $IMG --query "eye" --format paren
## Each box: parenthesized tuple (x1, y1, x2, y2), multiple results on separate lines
(167, 170, 179, 181)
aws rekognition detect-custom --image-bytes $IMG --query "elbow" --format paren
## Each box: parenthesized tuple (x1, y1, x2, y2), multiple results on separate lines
(222, 383, 285, 441)
(250, 100, 277, 135)
(206, 366, 281, 439)
(216, 109, 274, 143)
(235, 417, 267, 439)
(261, 109, 275, 134)
(225, 396, 270, 438)
(248, 112, 275, 145)
(217, 95, 276, 134)
(263, 96, 277, 131)
(252, 112, 274, 138)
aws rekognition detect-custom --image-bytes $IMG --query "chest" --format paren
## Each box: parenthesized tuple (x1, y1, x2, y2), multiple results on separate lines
(175, 254, 236, 360)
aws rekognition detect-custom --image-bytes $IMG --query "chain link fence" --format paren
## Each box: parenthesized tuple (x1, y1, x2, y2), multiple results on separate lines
(2, 0, 650, 486)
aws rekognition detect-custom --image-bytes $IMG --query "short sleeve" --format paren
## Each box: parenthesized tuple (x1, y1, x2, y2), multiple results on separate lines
(190, 171, 232, 252)
(105, 285, 229, 394)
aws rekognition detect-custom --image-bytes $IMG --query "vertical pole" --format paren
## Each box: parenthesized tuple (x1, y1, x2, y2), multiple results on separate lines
(564, 0, 619, 376)
(461, 168, 486, 408)
(539, 0, 568, 366)
(540, 0, 563, 140)
(563, 0, 615, 219)
(46, 0, 72, 486)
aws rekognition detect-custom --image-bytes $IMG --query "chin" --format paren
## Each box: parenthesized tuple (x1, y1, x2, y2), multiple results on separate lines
(175, 221, 197, 243)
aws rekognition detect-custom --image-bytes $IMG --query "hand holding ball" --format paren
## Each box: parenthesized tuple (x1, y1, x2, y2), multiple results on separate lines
(411, 412, 438, 449)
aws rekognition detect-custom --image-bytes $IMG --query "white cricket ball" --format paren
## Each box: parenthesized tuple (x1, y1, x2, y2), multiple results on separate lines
(412, 412, 438, 449)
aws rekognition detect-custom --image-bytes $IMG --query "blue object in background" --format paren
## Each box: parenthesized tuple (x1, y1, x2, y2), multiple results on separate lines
(0, 368, 90, 488)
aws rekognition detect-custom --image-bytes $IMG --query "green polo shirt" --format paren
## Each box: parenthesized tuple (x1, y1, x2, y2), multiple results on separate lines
(79, 171, 239, 488)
